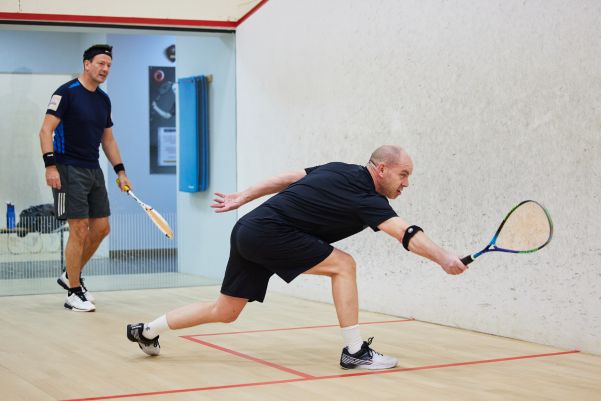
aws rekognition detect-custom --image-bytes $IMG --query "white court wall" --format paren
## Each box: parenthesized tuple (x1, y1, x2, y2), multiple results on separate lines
(236, 0, 601, 354)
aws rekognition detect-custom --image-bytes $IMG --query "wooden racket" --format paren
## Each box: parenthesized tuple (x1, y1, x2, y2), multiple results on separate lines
(117, 179, 174, 239)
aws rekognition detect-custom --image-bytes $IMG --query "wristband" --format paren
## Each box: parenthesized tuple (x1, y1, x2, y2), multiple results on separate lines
(43, 152, 56, 167)
(113, 163, 125, 174)
(402, 225, 423, 251)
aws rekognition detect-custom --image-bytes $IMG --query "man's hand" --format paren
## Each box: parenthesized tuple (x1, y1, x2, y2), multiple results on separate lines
(116, 173, 132, 192)
(210, 170, 306, 214)
(45, 166, 61, 190)
(211, 192, 247, 213)
(439, 252, 468, 275)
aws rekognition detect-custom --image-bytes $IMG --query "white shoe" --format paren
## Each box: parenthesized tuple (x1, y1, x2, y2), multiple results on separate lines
(340, 337, 398, 370)
(64, 292, 96, 312)
(57, 271, 69, 290)
(57, 272, 95, 304)
(80, 278, 95, 304)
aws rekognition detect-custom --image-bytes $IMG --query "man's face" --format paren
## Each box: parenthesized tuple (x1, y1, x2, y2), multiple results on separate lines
(84, 54, 112, 84)
(377, 156, 413, 199)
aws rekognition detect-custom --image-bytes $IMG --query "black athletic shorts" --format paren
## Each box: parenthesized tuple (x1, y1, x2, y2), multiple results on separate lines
(220, 221, 334, 302)
(52, 164, 110, 220)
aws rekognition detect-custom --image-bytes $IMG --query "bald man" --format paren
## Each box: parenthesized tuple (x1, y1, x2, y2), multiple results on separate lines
(127, 145, 467, 370)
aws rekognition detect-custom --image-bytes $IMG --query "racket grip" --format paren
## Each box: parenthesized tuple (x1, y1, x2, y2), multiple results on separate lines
(116, 178, 130, 192)
(460, 255, 474, 265)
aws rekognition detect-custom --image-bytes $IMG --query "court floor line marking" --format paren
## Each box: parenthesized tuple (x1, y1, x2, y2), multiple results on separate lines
(318, 350, 581, 379)
(181, 335, 315, 378)
(60, 350, 580, 401)
(185, 318, 415, 337)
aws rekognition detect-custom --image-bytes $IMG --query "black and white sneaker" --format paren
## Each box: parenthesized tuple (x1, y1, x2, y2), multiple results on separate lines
(57, 271, 69, 290)
(127, 323, 161, 356)
(57, 272, 95, 304)
(64, 290, 96, 312)
(79, 277, 95, 304)
(340, 337, 398, 370)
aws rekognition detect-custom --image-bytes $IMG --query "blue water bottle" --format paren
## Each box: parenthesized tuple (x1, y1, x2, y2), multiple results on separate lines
(6, 202, 15, 229)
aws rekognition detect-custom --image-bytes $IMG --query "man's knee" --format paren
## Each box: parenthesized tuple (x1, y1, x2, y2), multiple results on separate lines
(337, 252, 357, 276)
(215, 306, 242, 323)
(213, 296, 246, 323)
(68, 220, 89, 240)
(90, 219, 110, 239)
(327, 251, 357, 277)
(220, 310, 240, 323)
(96, 223, 110, 238)
(306, 249, 357, 277)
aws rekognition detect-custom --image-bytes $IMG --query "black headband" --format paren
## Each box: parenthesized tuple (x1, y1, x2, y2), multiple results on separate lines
(83, 45, 113, 61)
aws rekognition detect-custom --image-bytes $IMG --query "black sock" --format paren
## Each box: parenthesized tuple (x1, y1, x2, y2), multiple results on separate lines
(68, 286, 83, 296)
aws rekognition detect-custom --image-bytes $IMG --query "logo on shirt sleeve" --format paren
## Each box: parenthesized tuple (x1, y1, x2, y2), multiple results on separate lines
(47, 95, 62, 111)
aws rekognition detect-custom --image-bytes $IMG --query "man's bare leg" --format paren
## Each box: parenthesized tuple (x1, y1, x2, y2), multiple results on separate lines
(304, 248, 398, 369)
(304, 248, 359, 328)
(79, 217, 110, 271)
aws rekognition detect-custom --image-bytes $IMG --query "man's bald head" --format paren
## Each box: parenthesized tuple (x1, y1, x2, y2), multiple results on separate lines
(367, 145, 413, 199)
(369, 145, 408, 166)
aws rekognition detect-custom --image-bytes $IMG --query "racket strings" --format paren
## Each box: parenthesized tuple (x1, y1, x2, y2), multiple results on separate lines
(495, 201, 552, 252)
(146, 209, 174, 239)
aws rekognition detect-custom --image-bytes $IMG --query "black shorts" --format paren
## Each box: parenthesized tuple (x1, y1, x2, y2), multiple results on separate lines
(220, 221, 334, 302)
(52, 164, 110, 220)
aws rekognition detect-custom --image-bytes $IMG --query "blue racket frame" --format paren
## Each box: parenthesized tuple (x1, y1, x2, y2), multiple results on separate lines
(461, 200, 553, 265)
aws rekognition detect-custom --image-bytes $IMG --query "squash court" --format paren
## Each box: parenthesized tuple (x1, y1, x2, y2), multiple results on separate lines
(2, 286, 600, 401)
(1, 1, 601, 400)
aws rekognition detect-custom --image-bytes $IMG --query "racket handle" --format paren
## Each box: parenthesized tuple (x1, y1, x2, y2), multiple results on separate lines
(460, 255, 474, 265)
(116, 178, 130, 192)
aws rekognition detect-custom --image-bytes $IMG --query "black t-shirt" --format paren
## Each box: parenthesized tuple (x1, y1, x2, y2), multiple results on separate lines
(240, 162, 398, 243)
(46, 79, 113, 169)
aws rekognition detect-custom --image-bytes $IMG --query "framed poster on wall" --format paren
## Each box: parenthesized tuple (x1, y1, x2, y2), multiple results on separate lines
(149, 66, 176, 174)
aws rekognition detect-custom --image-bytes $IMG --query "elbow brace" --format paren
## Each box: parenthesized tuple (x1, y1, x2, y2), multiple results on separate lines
(402, 225, 423, 251)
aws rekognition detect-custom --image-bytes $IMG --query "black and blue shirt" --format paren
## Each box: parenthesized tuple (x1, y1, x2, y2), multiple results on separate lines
(46, 79, 113, 169)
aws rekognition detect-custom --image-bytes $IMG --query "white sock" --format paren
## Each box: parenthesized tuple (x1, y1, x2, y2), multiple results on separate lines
(342, 324, 364, 354)
(143, 314, 170, 339)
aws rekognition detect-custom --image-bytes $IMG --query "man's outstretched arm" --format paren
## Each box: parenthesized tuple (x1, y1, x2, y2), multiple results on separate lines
(211, 170, 306, 213)
(378, 217, 467, 275)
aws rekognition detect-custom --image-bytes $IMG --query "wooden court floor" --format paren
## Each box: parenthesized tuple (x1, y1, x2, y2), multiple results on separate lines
(1, 286, 600, 401)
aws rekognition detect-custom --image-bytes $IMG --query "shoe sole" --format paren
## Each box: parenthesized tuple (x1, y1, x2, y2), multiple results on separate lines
(340, 363, 398, 370)
(138, 343, 160, 356)
(64, 303, 95, 312)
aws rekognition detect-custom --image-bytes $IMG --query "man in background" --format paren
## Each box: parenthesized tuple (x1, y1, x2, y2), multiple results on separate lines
(39, 44, 132, 312)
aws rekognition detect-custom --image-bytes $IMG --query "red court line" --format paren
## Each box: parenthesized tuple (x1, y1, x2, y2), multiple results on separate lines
(186, 318, 415, 337)
(0, 1, 269, 30)
(60, 350, 579, 401)
(318, 350, 581, 379)
(178, 320, 415, 381)
(181, 335, 314, 379)
(0, 12, 237, 29)
(236, 0, 270, 27)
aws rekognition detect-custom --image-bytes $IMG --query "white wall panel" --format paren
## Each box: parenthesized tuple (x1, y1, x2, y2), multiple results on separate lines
(236, 0, 601, 354)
